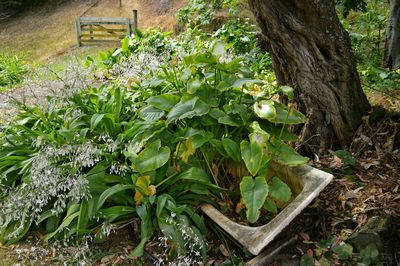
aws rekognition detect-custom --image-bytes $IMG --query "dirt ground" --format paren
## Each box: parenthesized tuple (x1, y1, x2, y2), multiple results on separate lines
(0, 0, 186, 63)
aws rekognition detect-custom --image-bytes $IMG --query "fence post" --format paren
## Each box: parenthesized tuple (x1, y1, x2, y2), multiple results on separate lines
(119, 0, 122, 7)
(131, 9, 138, 35)
(89, 24, 94, 40)
(75, 17, 82, 47)
(127, 18, 131, 36)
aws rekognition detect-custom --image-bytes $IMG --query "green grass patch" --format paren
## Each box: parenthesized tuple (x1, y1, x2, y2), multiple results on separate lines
(0, 51, 29, 91)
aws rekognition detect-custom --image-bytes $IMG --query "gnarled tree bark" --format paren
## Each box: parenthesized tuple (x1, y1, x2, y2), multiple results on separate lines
(247, 0, 370, 154)
(384, 0, 400, 69)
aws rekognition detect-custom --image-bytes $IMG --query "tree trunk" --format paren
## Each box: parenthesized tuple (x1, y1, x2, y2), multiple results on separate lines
(384, 0, 400, 69)
(247, 0, 370, 154)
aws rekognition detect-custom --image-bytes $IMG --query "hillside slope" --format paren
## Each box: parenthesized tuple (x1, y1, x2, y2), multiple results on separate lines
(0, 0, 186, 62)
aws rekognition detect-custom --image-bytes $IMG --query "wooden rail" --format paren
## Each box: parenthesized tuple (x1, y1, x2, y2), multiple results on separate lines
(75, 10, 138, 46)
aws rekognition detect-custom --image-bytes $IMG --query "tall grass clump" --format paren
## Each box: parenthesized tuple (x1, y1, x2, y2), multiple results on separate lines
(0, 51, 28, 90)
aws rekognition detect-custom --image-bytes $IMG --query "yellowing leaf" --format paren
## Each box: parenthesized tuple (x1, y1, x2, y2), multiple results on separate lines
(146, 185, 156, 196)
(134, 176, 153, 205)
(181, 138, 195, 163)
(134, 191, 143, 206)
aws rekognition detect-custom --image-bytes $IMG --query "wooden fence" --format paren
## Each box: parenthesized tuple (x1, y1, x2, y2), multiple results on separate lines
(75, 10, 137, 46)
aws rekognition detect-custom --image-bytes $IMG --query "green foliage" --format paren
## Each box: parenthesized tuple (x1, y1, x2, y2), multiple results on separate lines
(337, 0, 367, 17)
(340, 0, 399, 93)
(177, 0, 240, 27)
(297, 235, 388, 265)
(334, 150, 358, 166)
(0, 16, 307, 261)
(240, 176, 268, 223)
(0, 51, 28, 90)
(212, 18, 258, 54)
(360, 243, 380, 265)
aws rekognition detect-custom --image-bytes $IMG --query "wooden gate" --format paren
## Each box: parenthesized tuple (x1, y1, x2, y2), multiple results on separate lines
(75, 10, 137, 46)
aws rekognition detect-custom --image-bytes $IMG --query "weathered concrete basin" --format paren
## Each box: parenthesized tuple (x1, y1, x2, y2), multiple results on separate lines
(201, 163, 334, 256)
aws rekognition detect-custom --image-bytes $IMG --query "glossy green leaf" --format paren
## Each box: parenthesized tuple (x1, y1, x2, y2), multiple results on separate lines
(231, 78, 263, 89)
(99, 206, 136, 223)
(90, 114, 104, 130)
(131, 204, 153, 257)
(263, 198, 277, 214)
(45, 211, 80, 241)
(147, 94, 180, 111)
(177, 167, 210, 183)
(130, 140, 170, 173)
(158, 214, 186, 255)
(268, 177, 292, 202)
(240, 133, 264, 176)
(212, 41, 226, 57)
(166, 96, 209, 124)
(138, 106, 165, 121)
(270, 143, 308, 166)
(254, 100, 276, 121)
(240, 176, 269, 223)
(187, 78, 202, 94)
(280, 86, 294, 100)
(222, 138, 241, 162)
(97, 184, 135, 212)
(121, 37, 129, 52)
(156, 195, 168, 218)
(274, 102, 305, 124)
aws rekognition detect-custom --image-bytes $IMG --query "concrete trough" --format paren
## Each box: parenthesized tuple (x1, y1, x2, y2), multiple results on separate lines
(201, 163, 334, 256)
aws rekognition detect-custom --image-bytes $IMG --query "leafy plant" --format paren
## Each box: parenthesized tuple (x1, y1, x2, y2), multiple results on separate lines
(0, 24, 307, 262)
(0, 51, 28, 90)
(177, 0, 240, 27)
(300, 235, 354, 266)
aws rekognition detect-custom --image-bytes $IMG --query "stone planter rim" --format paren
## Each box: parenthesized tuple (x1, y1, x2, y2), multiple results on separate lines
(201, 163, 334, 256)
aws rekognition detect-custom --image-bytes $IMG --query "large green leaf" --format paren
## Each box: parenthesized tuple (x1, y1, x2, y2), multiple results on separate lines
(147, 94, 180, 111)
(240, 133, 264, 176)
(97, 184, 135, 212)
(138, 106, 164, 121)
(187, 78, 202, 94)
(274, 102, 305, 124)
(240, 176, 269, 223)
(222, 138, 241, 162)
(99, 206, 136, 223)
(231, 78, 263, 89)
(166, 96, 209, 124)
(77, 197, 98, 235)
(131, 204, 153, 257)
(176, 167, 210, 183)
(268, 177, 292, 202)
(263, 198, 278, 214)
(44, 211, 80, 241)
(270, 143, 308, 166)
(208, 108, 241, 126)
(157, 212, 186, 255)
(90, 114, 104, 131)
(254, 100, 276, 121)
(130, 140, 170, 173)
